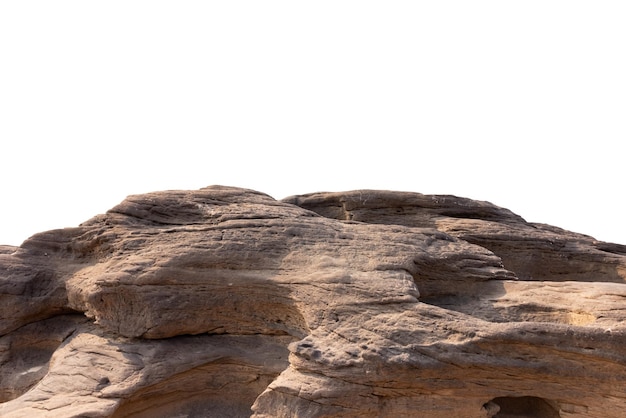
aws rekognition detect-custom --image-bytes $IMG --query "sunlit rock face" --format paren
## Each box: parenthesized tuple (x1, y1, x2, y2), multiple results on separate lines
(1, 186, 625, 418)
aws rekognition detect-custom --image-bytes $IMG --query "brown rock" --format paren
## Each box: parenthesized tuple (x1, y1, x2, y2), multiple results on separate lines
(284, 190, 626, 283)
(1, 186, 625, 417)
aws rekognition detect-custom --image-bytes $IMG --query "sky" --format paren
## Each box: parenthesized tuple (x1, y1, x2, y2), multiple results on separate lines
(1, 1, 624, 247)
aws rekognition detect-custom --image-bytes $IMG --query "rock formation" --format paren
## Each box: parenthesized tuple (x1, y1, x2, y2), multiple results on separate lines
(1, 186, 625, 417)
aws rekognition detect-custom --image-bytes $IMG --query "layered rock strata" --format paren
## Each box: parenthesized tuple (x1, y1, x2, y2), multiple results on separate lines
(1, 186, 625, 417)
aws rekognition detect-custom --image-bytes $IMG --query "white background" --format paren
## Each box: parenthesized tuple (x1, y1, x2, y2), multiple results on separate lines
(1, 1, 624, 246)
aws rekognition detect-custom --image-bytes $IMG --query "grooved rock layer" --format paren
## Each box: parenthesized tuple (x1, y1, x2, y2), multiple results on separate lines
(1, 186, 625, 417)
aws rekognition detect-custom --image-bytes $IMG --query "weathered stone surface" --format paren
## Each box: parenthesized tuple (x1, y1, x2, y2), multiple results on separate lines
(1, 186, 625, 417)
(284, 190, 626, 283)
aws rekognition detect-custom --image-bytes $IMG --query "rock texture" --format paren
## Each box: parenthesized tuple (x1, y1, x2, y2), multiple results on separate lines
(1, 186, 625, 417)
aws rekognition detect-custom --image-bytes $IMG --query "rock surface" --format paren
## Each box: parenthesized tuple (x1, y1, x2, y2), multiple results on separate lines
(1, 186, 625, 417)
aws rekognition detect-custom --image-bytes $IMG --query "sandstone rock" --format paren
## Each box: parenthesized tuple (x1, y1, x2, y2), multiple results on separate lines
(284, 190, 626, 283)
(1, 186, 625, 417)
